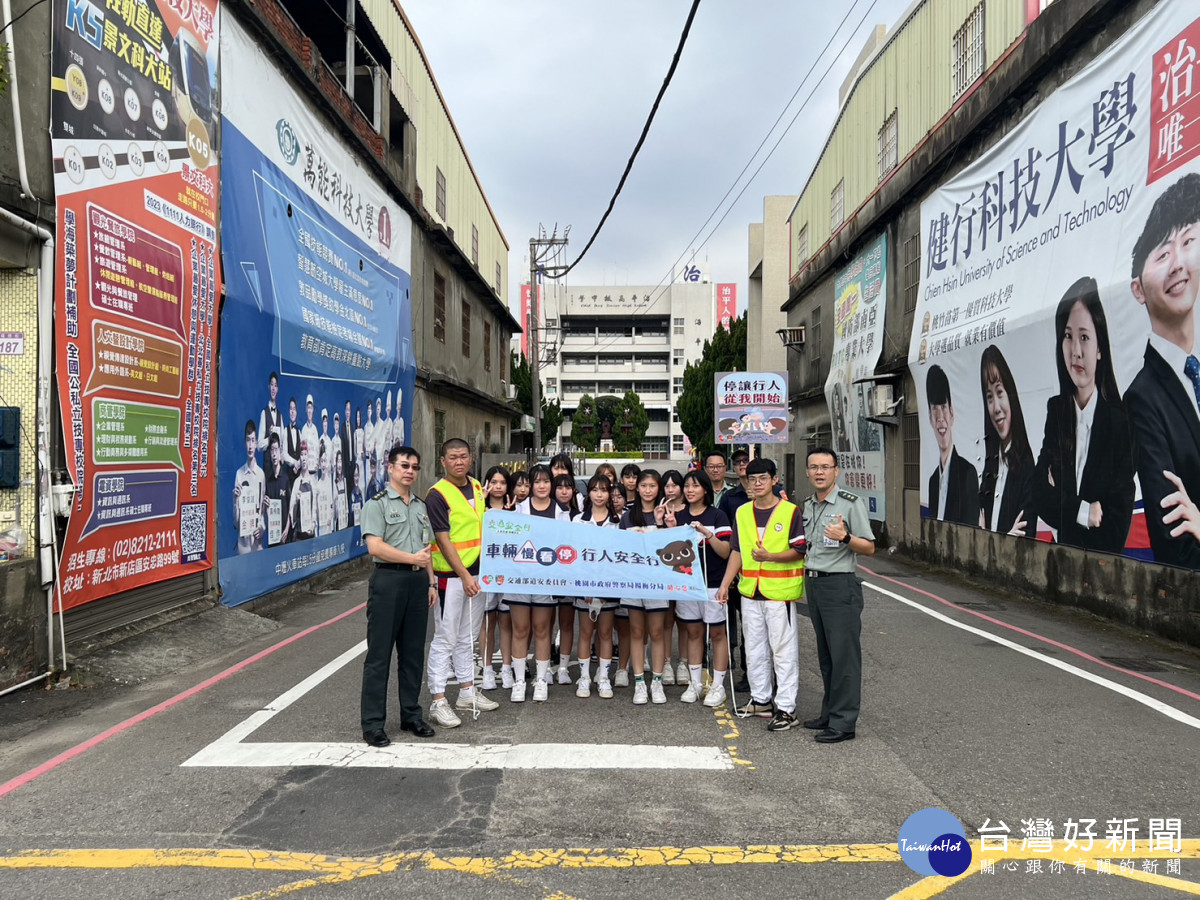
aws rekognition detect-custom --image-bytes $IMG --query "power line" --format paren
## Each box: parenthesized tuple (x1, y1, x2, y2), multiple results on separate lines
(553, 0, 703, 279)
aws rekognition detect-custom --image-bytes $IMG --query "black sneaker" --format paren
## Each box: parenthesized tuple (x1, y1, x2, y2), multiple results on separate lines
(767, 710, 798, 732)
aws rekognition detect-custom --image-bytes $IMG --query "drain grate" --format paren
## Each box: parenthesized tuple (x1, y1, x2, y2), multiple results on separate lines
(1099, 656, 1168, 673)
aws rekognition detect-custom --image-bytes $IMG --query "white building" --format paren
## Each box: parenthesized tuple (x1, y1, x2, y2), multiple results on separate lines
(534, 266, 731, 462)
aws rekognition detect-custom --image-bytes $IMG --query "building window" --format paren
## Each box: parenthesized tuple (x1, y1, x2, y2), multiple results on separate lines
(435, 167, 447, 219)
(673, 376, 683, 394)
(545, 317, 558, 329)
(641, 436, 668, 454)
(461, 299, 471, 357)
(500, 425, 507, 450)
(810, 306, 822, 382)
(797, 223, 809, 267)
(830, 179, 845, 232)
(546, 377, 557, 395)
(672, 435, 685, 451)
(433, 272, 446, 343)
(672, 410, 679, 422)
(673, 348, 685, 366)
(673, 317, 685, 335)
(434, 408, 446, 449)
(952, 3, 985, 100)
(471, 224, 479, 266)
(903, 411, 921, 490)
(495, 261, 502, 296)
(903, 233, 921, 314)
(484, 320, 492, 371)
(877, 108, 898, 183)
(484, 420, 492, 449)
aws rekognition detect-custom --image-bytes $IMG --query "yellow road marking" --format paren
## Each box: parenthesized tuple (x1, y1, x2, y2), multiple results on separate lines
(711, 704, 754, 768)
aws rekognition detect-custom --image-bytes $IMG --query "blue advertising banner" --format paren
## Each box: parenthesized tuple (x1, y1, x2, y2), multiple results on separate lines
(216, 16, 414, 605)
(480, 510, 710, 601)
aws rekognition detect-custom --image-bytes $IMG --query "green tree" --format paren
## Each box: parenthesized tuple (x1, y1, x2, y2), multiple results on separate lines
(571, 394, 600, 451)
(614, 390, 649, 452)
(678, 313, 748, 459)
(510, 350, 563, 447)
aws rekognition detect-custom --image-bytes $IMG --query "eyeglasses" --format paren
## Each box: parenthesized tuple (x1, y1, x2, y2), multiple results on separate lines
(732, 459, 749, 467)
(705, 463, 726, 470)
(396, 463, 421, 471)
(807, 464, 836, 472)
(747, 475, 773, 485)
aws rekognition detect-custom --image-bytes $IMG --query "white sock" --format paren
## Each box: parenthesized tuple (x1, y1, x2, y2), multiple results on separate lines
(460, 685, 475, 697)
(512, 660, 525, 683)
(579, 660, 590, 681)
(536, 659, 550, 680)
(598, 658, 611, 681)
(501, 664, 512, 676)
(689, 665, 703, 688)
(483, 665, 495, 676)
(712, 669, 726, 687)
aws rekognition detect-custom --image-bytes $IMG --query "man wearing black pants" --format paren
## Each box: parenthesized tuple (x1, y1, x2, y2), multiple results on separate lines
(360, 444, 438, 745)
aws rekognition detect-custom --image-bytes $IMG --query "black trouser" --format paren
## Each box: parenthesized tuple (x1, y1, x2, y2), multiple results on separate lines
(360, 567, 430, 732)
(805, 573, 863, 733)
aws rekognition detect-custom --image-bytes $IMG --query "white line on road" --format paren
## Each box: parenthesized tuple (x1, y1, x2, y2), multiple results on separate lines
(182, 638, 733, 770)
(865, 580, 1200, 730)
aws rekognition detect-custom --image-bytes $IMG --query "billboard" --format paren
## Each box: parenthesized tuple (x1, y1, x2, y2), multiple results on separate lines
(827, 234, 887, 517)
(51, 0, 221, 609)
(216, 15, 415, 605)
(714, 372, 788, 444)
(716, 283, 738, 329)
(910, 5, 1200, 568)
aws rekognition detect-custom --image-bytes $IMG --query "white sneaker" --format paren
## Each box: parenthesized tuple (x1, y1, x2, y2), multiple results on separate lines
(481, 669, 496, 691)
(650, 679, 667, 704)
(614, 668, 630, 688)
(557, 664, 573, 685)
(703, 683, 727, 708)
(511, 681, 526, 703)
(576, 678, 591, 699)
(677, 661, 690, 683)
(680, 683, 699, 703)
(501, 668, 514, 689)
(456, 690, 499, 711)
(533, 679, 549, 702)
(661, 666, 675, 685)
(597, 679, 614, 699)
(429, 699, 461, 728)
(543, 667, 554, 685)
(632, 681, 649, 705)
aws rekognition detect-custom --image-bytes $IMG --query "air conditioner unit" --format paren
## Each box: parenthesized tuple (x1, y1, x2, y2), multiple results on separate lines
(870, 383, 896, 417)
(505, 381, 516, 401)
(776, 326, 806, 348)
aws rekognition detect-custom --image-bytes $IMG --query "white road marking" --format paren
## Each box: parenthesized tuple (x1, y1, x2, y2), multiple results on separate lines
(182, 638, 733, 770)
(865, 580, 1200, 730)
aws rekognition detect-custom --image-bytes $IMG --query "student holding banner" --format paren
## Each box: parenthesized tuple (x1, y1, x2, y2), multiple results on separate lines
(620, 469, 669, 705)
(479, 466, 514, 692)
(425, 438, 498, 727)
(575, 474, 621, 699)
(552, 472, 582, 685)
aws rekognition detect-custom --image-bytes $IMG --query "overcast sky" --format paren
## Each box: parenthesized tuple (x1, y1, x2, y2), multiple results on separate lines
(401, 0, 914, 317)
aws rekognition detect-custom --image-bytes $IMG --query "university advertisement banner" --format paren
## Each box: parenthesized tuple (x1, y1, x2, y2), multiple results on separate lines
(827, 234, 887, 517)
(480, 511, 708, 601)
(51, 0, 221, 609)
(910, 4, 1200, 569)
(714, 372, 788, 444)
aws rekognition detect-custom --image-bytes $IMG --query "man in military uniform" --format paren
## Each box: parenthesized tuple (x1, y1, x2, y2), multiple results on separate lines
(360, 444, 438, 745)
(801, 447, 875, 744)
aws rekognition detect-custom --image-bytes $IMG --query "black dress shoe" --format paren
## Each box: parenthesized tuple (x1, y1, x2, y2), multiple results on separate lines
(814, 727, 855, 743)
(802, 717, 829, 730)
(363, 729, 391, 747)
(400, 719, 435, 738)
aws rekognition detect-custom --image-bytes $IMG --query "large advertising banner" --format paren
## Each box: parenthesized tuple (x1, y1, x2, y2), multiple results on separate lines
(827, 234, 887, 518)
(217, 15, 414, 605)
(910, 4, 1200, 569)
(716, 283, 738, 330)
(51, 0, 221, 610)
(714, 372, 788, 444)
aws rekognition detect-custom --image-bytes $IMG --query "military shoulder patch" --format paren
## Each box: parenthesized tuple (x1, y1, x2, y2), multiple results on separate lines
(838, 490, 859, 502)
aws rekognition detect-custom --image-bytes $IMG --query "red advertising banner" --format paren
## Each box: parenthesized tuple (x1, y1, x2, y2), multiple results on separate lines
(51, 0, 220, 610)
(716, 283, 737, 329)
(520, 283, 530, 357)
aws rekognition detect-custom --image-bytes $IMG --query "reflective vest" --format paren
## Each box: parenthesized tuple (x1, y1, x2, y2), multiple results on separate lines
(735, 500, 804, 601)
(429, 477, 486, 572)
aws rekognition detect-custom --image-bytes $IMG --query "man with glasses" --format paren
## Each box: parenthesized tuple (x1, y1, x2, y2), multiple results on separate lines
(704, 452, 731, 509)
(801, 447, 875, 744)
(360, 444, 438, 745)
(425, 438, 499, 728)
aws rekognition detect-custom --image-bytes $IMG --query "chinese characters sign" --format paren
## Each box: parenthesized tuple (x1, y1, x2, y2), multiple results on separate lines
(716, 283, 738, 330)
(52, 0, 221, 609)
(714, 372, 788, 445)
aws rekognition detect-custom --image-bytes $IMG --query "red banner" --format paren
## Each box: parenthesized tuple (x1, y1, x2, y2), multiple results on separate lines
(716, 283, 738, 329)
(52, 0, 221, 609)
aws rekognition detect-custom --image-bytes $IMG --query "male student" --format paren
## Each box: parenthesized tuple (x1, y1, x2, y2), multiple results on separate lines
(300, 395, 320, 474)
(233, 420, 265, 554)
(925, 364, 979, 525)
(258, 371, 283, 449)
(1126, 171, 1200, 569)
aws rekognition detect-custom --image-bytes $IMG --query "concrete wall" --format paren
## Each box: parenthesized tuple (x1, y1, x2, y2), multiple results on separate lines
(0, 559, 47, 688)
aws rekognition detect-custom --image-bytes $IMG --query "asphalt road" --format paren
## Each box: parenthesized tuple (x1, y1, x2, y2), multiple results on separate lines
(0, 553, 1197, 899)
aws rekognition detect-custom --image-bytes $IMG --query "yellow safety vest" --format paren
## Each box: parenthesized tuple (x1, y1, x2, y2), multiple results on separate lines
(736, 499, 804, 601)
(429, 477, 486, 573)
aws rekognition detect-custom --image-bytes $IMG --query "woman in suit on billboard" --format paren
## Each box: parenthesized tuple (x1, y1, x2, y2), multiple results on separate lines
(977, 345, 1037, 537)
(1033, 277, 1135, 553)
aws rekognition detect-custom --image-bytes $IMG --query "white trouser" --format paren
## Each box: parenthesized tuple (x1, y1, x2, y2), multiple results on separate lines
(427, 577, 486, 695)
(741, 599, 799, 714)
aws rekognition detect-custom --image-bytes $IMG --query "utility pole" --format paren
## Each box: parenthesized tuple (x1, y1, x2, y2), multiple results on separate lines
(528, 228, 569, 455)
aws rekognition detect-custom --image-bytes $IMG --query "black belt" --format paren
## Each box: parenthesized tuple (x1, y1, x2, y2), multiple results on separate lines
(376, 562, 423, 571)
(806, 570, 854, 579)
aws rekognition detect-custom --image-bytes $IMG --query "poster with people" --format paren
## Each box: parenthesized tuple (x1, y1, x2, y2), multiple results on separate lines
(51, 0, 221, 610)
(910, 4, 1200, 569)
(714, 372, 789, 444)
(827, 234, 887, 517)
(216, 15, 415, 605)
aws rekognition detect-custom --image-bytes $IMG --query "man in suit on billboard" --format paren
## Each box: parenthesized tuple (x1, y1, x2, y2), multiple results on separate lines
(1126, 172, 1200, 569)
(926, 364, 979, 526)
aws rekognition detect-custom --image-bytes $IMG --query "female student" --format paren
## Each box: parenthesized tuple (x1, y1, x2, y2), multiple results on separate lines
(510, 470, 531, 509)
(552, 473, 582, 684)
(674, 469, 733, 708)
(1034, 277, 1135, 553)
(619, 468, 669, 705)
(977, 345, 1037, 537)
(574, 474, 621, 699)
(607, 484, 631, 684)
(479, 466, 514, 691)
(658, 469, 688, 685)
(619, 463, 641, 508)
(508, 465, 572, 702)
(550, 453, 585, 511)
